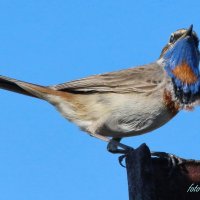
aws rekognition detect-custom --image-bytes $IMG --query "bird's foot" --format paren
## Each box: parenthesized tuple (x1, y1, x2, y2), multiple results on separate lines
(151, 151, 184, 167)
(107, 138, 134, 167)
(107, 138, 134, 154)
(151, 151, 185, 177)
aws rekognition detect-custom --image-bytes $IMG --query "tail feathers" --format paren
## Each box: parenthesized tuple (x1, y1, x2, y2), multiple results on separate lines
(0, 75, 74, 102)
(0, 75, 45, 98)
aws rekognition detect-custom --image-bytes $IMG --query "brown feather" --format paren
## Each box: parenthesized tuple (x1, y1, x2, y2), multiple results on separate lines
(49, 63, 165, 94)
(0, 76, 40, 98)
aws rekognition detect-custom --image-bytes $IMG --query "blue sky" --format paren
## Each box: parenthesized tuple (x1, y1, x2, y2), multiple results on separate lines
(0, 0, 200, 199)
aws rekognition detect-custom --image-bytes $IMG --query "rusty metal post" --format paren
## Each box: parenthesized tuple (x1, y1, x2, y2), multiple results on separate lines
(124, 144, 200, 200)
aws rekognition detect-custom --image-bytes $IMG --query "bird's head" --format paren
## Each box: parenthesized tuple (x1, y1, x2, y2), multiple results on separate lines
(160, 25, 200, 98)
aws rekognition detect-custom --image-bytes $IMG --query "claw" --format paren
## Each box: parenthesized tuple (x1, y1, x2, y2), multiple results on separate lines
(118, 155, 126, 167)
(107, 138, 134, 154)
(151, 151, 184, 168)
(151, 151, 185, 177)
(107, 138, 134, 167)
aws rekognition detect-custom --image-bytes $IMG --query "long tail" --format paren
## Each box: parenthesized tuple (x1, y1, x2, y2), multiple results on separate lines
(0, 75, 47, 99)
(0, 75, 73, 102)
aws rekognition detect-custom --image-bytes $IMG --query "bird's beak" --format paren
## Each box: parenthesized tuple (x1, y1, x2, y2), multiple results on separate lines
(183, 24, 193, 37)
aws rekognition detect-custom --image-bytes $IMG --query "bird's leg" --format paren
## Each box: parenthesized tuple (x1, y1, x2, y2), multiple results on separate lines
(90, 133, 133, 154)
(107, 138, 122, 153)
(107, 138, 134, 154)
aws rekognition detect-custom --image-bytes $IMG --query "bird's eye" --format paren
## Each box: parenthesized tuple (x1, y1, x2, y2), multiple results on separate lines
(169, 34, 175, 43)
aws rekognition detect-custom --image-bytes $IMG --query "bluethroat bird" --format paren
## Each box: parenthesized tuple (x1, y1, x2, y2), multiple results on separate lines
(0, 25, 199, 153)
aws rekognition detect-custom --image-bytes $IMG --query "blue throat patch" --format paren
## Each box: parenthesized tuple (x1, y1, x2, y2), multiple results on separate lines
(163, 36, 200, 97)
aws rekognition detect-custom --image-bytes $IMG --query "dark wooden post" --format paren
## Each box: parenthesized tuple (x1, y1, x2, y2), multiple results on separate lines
(124, 143, 200, 200)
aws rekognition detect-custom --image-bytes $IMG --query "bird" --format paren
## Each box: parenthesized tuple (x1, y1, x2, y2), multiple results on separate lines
(0, 25, 199, 153)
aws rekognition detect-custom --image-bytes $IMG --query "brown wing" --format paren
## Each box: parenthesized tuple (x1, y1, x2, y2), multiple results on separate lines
(49, 62, 165, 93)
